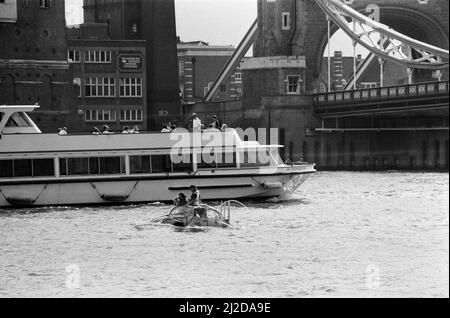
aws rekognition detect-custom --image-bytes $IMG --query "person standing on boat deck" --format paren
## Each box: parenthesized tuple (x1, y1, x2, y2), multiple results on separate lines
(102, 125, 114, 134)
(131, 125, 140, 134)
(192, 113, 202, 132)
(187, 185, 201, 206)
(210, 115, 221, 130)
(161, 123, 172, 133)
(57, 127, 67, 136)
(122, 126, 131, 134)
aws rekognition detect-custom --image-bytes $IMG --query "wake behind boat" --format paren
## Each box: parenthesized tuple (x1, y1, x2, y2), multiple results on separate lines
(0, 105, 316, 208)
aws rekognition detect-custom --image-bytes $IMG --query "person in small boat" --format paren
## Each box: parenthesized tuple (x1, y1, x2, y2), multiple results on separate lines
(122, 126, 131, 134)
(92, 127, 101, 135)
(187, 185, 207, 218)
(187, 185, 201, 206)
(173, 192, 188, 207)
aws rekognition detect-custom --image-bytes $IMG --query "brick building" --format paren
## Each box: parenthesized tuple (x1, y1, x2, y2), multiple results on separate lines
(0, 0, 82, 132)
(177, 40, 245, 104)
(67, 24, 147, 132)
(82, 0, 180, 129)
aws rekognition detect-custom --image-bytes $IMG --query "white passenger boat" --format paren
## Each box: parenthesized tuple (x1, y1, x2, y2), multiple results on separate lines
(0, 105, 316, 208)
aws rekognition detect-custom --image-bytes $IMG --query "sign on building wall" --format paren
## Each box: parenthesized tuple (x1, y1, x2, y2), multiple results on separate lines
(0, 0, 17, 23)
(118, 55, 143, 72)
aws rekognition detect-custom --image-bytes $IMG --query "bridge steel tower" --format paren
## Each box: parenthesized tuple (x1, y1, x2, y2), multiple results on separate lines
(251, 0, 448, 94)
(238, 0, 449, 171)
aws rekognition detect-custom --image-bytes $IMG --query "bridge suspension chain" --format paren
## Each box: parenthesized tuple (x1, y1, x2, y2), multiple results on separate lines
(315, 0, 449, 70)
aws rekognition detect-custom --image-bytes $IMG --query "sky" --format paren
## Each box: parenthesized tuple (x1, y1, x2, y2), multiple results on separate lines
(65, 0, 367, 57)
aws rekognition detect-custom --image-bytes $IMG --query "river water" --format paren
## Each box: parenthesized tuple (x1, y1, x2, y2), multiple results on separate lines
(0, 172, 448, 298)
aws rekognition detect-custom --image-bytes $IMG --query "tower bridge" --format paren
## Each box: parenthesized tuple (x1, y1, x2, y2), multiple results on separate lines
(192, 0, 449, 171)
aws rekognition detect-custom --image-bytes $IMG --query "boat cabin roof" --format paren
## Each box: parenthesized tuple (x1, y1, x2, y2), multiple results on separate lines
(0, 105, 283, 155)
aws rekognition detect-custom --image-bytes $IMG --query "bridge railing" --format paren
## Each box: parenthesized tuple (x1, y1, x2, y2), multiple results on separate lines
(314, 81, 449, 106)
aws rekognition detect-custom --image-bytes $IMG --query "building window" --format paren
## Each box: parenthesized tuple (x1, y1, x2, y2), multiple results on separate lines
(203, 82, 214, 97)
(68, 50, 81, 63)
(234, 72, 242, 82)
(23, 0, 29, 8)
(84, 50, 112, 63)
(85, 77, 115, 97)
(120, 109, 143, 122)
(282, 12, 290, 30)
(119, 78, 142, 97)
(129, 22, 138, 35)
(360, 82, 378, 89)
(179, 61, 184, 76)
(39, 0, 50, 8)
(73, 77, 81, 97)
(287, 75, 301, 94)
(85, 109, 117, 122)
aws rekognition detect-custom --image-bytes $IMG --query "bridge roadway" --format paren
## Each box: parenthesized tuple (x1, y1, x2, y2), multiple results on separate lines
(313, 81, 449, 119)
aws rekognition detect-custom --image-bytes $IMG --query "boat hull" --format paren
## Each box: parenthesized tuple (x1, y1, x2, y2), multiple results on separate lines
(0, 170, 313, 208)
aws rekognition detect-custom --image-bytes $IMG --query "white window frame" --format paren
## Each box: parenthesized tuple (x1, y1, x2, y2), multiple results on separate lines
(120, 109, 143, 122)
(119, 77, 143, 97)
(360, 82, 378, 89)
(85, 109, 117, 122)
(68, 50, 81, 63)
(73, 77, 82, 97)
(39, 0, 50, 8)
(85, 77, 116, 98)
(84, 50, 112, 64)
(287, 75, 301, 95)
(282, 12, 291, 30)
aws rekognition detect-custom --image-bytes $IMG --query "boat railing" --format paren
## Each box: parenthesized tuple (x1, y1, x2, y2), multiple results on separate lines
(154, 200, 248, 225)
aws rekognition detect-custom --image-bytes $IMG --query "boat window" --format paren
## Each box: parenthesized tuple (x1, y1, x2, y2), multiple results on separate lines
(68, 158, 89, 175)
(197, 151, 236, 169)
(59, 156, 125, 176)
(13, 159, 32, 177)
(32, 159, 54, 177)
(171, 153, 193, 173)
(151, 155, 172, 173)
(89, 157, 100, 175)
(240, 150, 272, 168)
(130, 156, 151, 174)
(217, 152, 237, 168)
(100, 157, 123, 174)
(0, 159, 55, 178)
(0, 160, 13, 178)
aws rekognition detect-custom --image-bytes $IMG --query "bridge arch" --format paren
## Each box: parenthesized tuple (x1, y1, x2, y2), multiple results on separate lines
(313, 5, 449, 90)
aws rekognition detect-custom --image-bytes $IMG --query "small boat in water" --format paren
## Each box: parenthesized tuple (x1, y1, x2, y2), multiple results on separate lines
(153, 200, 245, 228)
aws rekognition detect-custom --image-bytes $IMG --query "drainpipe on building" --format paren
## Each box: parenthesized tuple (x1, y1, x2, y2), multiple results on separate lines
(288, 0, 298, 56)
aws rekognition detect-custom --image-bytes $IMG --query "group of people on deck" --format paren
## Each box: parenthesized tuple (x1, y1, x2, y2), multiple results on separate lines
(192, 113, 228, 132)
(57, 113, 228, 136)
(91, 125, 140, 135)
